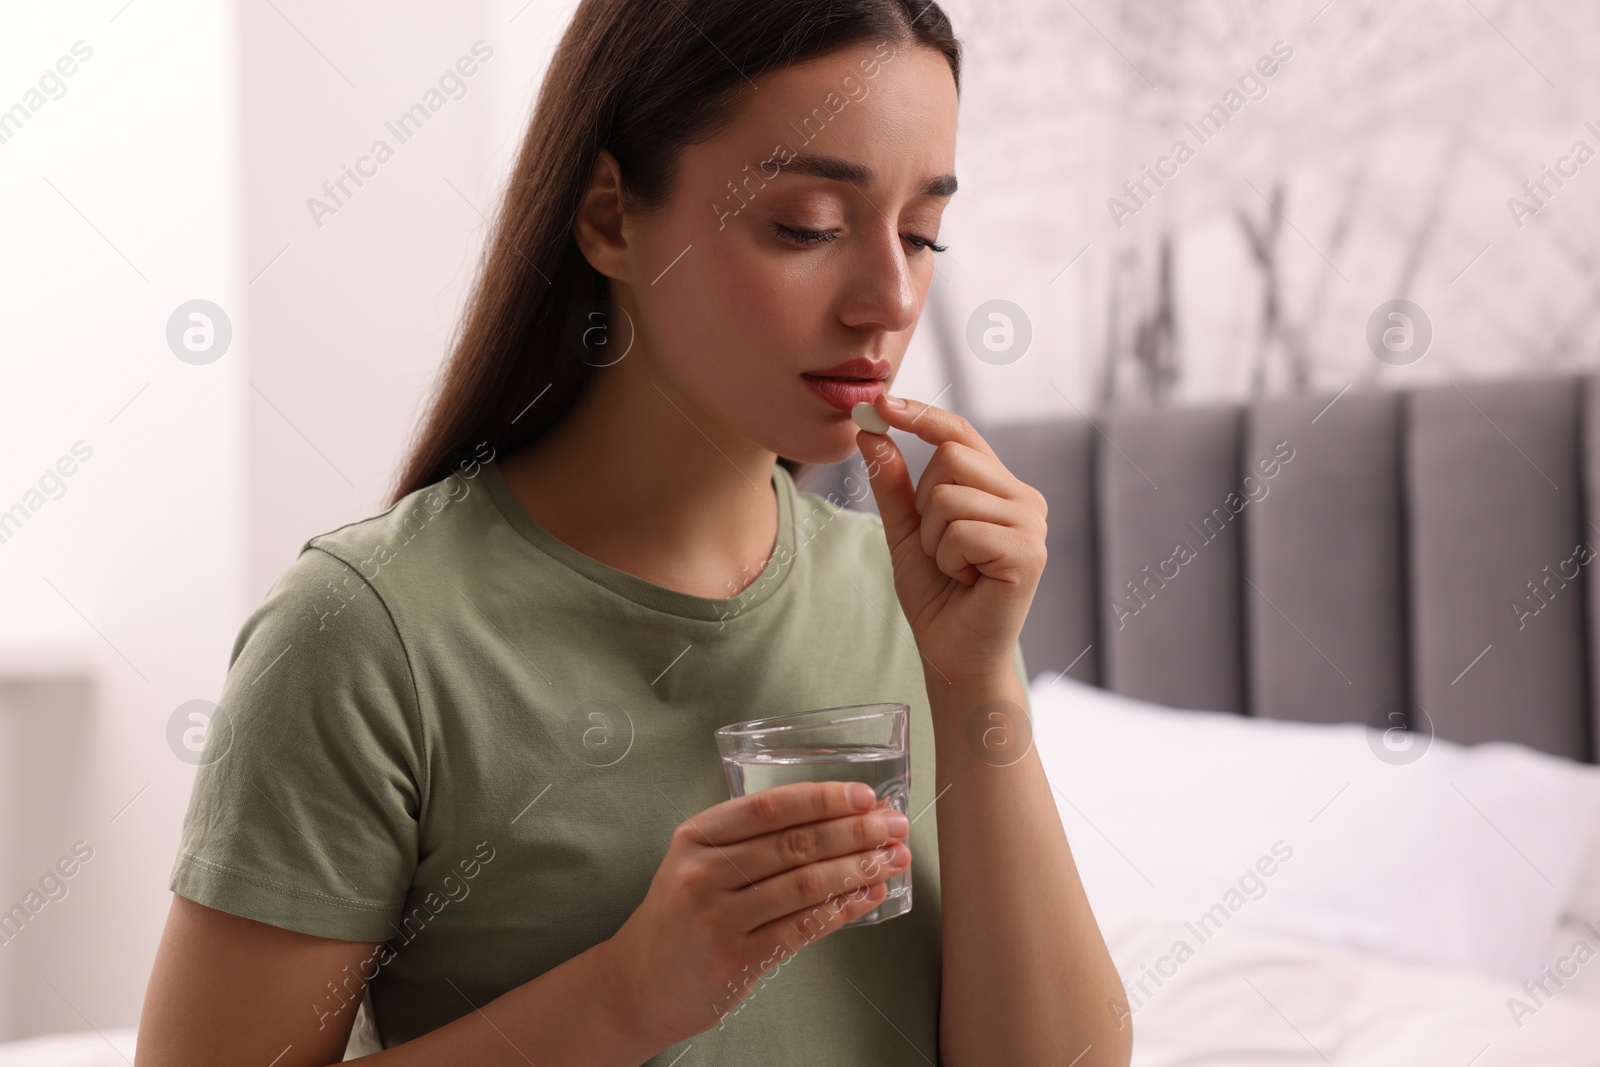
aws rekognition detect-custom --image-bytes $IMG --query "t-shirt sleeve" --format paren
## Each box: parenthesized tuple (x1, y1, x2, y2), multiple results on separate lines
(168, 545, 424, 943)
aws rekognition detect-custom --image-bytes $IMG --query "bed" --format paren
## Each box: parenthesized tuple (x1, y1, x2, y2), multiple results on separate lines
(1024, 673, 1600, 1065)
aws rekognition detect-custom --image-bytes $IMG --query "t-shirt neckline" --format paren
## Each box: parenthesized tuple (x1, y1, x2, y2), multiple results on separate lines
(479, 456, 798, 622)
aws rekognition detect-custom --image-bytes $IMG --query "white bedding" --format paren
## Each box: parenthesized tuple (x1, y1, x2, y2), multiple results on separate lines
(1100, 909, 1600, 1066)
(1029, 671, 1600, 1064)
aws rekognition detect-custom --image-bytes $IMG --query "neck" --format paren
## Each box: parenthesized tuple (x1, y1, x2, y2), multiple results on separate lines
(497, 357, 780, 600)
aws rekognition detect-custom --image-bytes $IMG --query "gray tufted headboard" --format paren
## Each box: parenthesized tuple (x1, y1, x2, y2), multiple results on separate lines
(798, 374, 1600, 765)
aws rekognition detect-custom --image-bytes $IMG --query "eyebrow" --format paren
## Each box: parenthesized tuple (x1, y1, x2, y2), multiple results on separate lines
(756, 152, 957, 198)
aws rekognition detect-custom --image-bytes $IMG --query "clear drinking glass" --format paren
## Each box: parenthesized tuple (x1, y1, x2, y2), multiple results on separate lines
(714, 702, 911, 928)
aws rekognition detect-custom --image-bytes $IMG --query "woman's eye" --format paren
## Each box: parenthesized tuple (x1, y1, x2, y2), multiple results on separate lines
(771, 222, 838, 246)
(770, 221, 948, 254)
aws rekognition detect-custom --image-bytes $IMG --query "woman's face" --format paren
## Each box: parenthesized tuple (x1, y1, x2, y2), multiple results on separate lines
(594, 41, 959, 466)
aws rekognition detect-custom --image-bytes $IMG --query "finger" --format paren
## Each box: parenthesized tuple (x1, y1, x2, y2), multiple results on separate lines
(867, 392, 998, 460)
(936, 519, 1032, 585)
(854, 422, 923, 549)
(913, 439, 1023, 518)
(917, 482, 1030, 563)
(731, 840, 911, 932)
(711, 806, 909, 890)
(745, 879, 891, 964)
(683, 780, 876, 849)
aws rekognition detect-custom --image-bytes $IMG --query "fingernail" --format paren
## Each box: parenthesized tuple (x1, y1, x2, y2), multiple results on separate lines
(882, 812, 909, 838)
(884, 393, 908, 411)
(888, 842, 911, 867)
(849, 783, 876, 810)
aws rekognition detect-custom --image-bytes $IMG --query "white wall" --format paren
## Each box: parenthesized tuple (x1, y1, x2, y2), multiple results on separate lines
(0, 0, 549, 1039)
(0, 0, 245, 1038)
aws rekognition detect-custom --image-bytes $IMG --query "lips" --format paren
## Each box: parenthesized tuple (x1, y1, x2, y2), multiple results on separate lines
(801, 375, 885, 412)
(801, 356, 890, 412)
(806, 356, 890, 380)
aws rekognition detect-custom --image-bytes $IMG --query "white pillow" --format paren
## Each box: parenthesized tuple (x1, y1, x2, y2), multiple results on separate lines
(1028, 673, 1600, 985)
(1545, 833, 1600, 1004)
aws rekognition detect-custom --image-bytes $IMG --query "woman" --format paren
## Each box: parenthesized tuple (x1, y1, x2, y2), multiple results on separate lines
(136, 0, 1130, 1063)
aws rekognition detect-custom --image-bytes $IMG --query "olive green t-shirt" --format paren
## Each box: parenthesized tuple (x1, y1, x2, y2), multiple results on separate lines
(170, 455, 1029, 1063)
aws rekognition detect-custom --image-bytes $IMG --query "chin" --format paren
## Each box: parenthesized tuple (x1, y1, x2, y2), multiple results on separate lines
(745, 383, 877, 466)
(771, 425, 866, 467)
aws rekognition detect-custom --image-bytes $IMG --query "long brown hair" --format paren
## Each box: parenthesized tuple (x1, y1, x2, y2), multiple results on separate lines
(388, 0, 961, 506)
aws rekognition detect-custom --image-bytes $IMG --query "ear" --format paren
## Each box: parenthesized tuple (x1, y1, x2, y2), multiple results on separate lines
(572, 148, 630, 282)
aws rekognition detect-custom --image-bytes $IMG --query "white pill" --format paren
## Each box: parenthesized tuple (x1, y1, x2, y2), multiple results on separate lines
(851, 401, 890, 434)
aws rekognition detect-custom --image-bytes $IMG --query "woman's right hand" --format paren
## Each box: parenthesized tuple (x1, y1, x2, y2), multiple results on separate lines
(601, 780, 912, 1049)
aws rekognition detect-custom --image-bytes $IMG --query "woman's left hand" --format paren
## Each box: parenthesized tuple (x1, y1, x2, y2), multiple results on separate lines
(853, 391, 1048, 688)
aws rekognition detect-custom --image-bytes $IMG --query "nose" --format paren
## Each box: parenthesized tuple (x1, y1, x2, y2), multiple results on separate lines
(838, 224, 922, 335)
